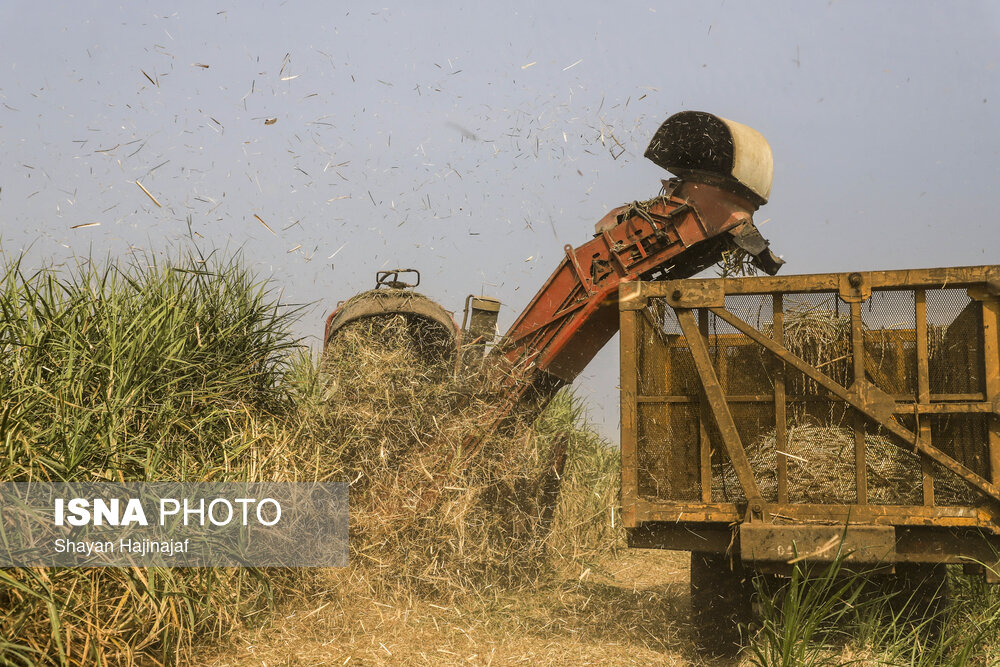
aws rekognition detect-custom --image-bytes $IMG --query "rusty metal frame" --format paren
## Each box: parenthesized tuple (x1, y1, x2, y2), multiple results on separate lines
(620, 265, 1000, 567)
(675, 308, 766, 519)
(708, 305, 1000, 500)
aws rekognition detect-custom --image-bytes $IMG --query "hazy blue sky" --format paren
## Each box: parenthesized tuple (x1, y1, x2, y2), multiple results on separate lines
(2, 2, 998, 439)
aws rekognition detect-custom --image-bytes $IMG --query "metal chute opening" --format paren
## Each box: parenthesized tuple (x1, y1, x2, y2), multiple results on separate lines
(645, 111, 773, 207)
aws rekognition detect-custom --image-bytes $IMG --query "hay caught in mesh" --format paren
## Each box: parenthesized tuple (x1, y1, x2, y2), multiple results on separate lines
(764, 303, 852, 405)
(315, 313, 565, 595)
(713, 425, 975, 506)
(780, 302, 851, 355)
(714, 305, 977, 507)
(622, 190, 762, 278)
(715, 242, 760, 278)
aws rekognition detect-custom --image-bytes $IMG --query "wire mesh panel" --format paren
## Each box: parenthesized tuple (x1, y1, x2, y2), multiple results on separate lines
(864, 427, 921, 505)
(863, 290, 917, 396)
(778, 293, 853, 426)
(634, 304, 701, 500)
(713, 292, 864, 504)
(927, 289, 984, 396)
(925, 289, 988, 501)
(622, 266, 998, 521)
(930, 414, 988, 500)
(636, 403, 700, 499)
(857, 291, 923, 506)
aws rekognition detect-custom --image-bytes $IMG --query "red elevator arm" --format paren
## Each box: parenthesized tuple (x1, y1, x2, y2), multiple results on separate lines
(456, 178, 782, 462)
(498, 178, 775, 383)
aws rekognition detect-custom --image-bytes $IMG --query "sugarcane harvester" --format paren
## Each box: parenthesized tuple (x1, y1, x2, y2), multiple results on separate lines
(474, 112, 782, 454)
(324, 110, 784, 457)
(325, 111, 1000, 654)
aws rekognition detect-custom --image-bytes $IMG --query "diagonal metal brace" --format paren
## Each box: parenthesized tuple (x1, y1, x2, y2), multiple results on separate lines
(676, 308, 766, 515)
(709, 306, 1000, 503)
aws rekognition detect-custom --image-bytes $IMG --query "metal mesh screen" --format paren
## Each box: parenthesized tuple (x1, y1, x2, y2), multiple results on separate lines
(636, 403, 701, 500)
(631, 281, 988, 508)
(636, 313, 667, 397)
(927, 289, 984, 395)
(709, 295, 774, 502)
(865, 426, 921, 506)
(931, 414, 989, 482)
(779, 293, 853, 423)
(714, 293, 859, 503)
(635, 303, 700, 500)
(666, 346, 699, 394)
(863, 290, 917, 396)
(925, 289, 986, 499)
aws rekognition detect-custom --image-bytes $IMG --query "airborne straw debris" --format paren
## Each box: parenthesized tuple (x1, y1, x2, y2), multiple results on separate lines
(254, 214, 277, 235)
(316, 310, 608, 594)
(135, 180, 162, 207)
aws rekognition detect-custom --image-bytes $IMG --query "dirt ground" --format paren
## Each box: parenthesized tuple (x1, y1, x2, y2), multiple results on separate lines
(200, 549, 741, 666)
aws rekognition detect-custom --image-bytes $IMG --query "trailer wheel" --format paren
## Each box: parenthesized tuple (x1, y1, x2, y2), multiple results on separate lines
(892, 563, 950, 634)
(690, 551, 752, 656)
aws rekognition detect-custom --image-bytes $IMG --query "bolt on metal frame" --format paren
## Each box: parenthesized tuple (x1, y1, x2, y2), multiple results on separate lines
(620, 266, 1000, 572)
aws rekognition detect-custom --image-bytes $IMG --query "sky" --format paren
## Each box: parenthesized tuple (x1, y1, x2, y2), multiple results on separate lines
(1, 1, 998, 440)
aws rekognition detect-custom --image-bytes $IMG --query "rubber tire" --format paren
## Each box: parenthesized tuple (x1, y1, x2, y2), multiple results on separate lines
(892, 563, 950, 636)
(690, 551, 753, 656)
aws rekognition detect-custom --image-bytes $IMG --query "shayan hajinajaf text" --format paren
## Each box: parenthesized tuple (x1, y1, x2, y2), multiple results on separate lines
(54, 538, 190, 557)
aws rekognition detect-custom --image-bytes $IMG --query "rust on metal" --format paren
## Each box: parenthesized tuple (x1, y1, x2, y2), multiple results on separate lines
(621, 265, 1000, 576)
(773, 294, 789, 503)
(676, 308, 765, 514)
(618, 281, 647, 311)
(740, 524, 896, 564)
(846, 380, 898, 428)
(659, 280, 725, 309)
(839, 271, 871, 303)
(620, 308, 640, 529)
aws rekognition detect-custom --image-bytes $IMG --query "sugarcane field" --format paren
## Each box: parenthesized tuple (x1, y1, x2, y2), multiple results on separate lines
(2, 3, 1000, 666)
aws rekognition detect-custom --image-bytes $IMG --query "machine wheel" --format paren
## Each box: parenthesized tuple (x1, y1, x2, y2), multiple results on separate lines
(690, 551, 753, 656)
(891, 563, 950, 634)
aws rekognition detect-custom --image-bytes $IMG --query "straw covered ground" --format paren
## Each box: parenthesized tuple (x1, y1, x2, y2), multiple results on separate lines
(0, 249, 622, 665)
(2, 250, 998, 666)
(313, 310, 621, 596)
